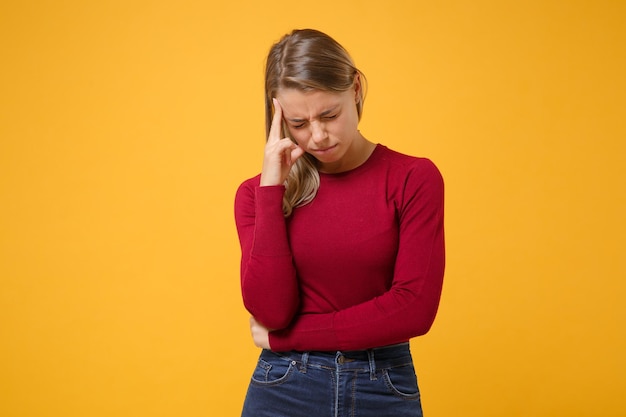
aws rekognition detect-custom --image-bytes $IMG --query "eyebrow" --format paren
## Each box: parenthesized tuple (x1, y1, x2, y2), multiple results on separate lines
(287, 106, 340, 123)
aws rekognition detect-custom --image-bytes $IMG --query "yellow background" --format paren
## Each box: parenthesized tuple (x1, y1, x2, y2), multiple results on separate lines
(1, 1, 624, 416)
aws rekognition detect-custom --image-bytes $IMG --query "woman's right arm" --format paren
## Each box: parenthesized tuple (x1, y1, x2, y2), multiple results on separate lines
(234, 180, 300, 330)
(234, 99, 305, 330)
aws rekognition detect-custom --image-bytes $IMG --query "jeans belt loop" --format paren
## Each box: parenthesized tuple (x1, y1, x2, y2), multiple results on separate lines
(299, 351, 309, 373)
(367, 349, 377, 380)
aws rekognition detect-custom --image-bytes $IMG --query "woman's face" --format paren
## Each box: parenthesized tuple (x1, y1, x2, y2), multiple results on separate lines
(276, 85, 364, 173)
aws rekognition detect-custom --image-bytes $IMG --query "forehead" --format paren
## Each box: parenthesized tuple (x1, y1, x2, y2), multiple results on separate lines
(276, 89, 347, 117)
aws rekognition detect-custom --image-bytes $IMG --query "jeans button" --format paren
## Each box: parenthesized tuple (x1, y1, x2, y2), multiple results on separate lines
(338, 355, 345, 365)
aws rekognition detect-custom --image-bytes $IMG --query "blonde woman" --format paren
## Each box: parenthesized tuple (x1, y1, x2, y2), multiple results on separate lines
(234, 29, 445, 417)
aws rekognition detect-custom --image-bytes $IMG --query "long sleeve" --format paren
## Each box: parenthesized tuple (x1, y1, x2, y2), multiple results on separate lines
(234, 179, 300, 330)
(268, 158, 445, 351)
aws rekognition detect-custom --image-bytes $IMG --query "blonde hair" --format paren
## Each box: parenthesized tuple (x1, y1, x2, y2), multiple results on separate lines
(264, 29, 366, 216)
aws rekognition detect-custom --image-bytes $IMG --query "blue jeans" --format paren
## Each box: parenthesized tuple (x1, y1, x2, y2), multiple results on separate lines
(241, 342, 423, 417)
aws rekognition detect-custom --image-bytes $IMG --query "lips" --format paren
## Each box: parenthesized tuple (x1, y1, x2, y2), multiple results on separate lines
(311, 144, 337, 153)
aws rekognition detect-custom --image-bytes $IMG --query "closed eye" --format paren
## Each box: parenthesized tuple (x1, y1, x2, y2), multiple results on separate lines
(288, 111, 338, 129)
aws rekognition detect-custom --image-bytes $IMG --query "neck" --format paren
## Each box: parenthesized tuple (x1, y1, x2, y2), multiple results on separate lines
(318, 133, 376, 174)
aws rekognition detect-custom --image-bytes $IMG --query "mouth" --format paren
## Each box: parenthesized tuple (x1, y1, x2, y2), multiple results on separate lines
(310, 144, 337, 154)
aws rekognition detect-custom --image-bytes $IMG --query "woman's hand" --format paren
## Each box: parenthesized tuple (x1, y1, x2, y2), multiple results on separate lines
(260, 98, 305, 186)
(249, 316, 271, 349)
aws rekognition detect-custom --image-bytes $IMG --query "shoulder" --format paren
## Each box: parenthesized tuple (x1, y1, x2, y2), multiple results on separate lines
(235, 174, 287, 214)
(374, 145, 444, 216)
(234, 174, 261, 213)
(235, 174, 261, 197)
(376, 145, 443, 185)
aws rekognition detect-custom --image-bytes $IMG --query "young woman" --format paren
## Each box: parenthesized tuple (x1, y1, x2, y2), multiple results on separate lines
(234, 28, 445, 417)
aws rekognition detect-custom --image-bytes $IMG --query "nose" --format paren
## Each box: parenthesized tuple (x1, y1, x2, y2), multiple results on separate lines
(310, 121, 328, 144)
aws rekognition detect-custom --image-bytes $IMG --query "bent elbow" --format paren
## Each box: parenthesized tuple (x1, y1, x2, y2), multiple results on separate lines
(243, 296, 297, 330)
(414, 318, 435, 337)
(264, 314, 295, 331)
(411, 302, 440, 337)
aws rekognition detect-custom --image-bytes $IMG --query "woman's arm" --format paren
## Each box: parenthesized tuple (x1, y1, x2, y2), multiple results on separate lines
(234, 99, 305, 330)
(234, 181, 300, 330)
(268, 160, 445, 351)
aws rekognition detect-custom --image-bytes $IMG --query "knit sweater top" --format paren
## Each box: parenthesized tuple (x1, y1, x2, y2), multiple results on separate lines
(234, 144, 445, 352)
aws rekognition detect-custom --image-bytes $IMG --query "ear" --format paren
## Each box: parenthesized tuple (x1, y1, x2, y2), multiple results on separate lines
(353, 73, 362, 102)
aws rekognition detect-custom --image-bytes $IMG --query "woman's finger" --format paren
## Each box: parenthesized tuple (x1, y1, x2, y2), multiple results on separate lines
(289, 144, 305, 166)
(249, 316, 270, 349)
(267, 98, 284, 143)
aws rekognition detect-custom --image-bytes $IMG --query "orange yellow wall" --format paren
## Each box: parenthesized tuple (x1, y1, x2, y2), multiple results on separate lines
(1, 1, 624, 416)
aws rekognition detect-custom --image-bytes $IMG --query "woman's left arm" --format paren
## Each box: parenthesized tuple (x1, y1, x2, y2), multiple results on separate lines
(268, 160, 445, 352)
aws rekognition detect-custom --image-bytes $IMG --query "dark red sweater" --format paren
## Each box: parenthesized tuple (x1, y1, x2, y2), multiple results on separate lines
(234, 144, 445, 352)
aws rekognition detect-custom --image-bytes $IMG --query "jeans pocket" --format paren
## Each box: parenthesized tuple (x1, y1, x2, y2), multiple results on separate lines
(382, 363, 420, 399)
(250, 355, 296, 386)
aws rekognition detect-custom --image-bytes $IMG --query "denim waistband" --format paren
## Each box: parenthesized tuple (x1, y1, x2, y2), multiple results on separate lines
(262, 342, 412, 380)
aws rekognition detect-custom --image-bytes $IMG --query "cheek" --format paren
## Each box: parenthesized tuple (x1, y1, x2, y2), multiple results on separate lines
(288, 129, 309, 146)
(328, 122, 348, 137)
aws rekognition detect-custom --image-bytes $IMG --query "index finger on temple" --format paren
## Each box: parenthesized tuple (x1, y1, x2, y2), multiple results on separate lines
(268, 98, 283, 142)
